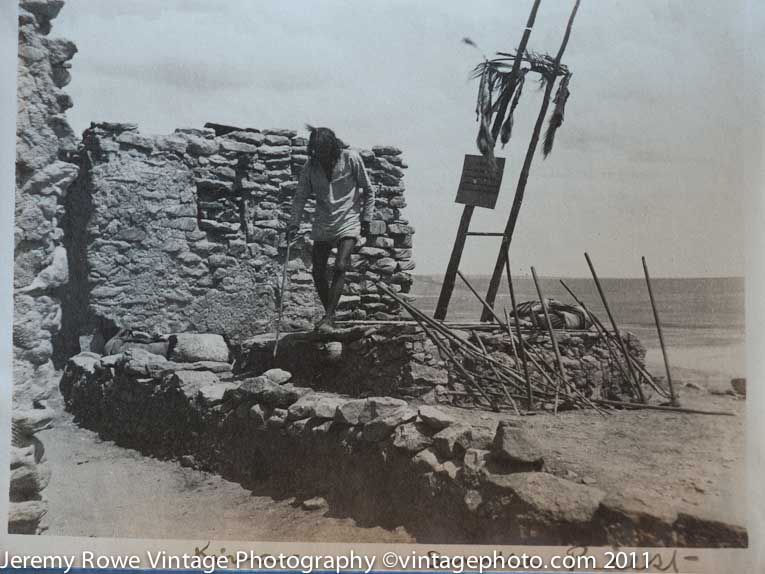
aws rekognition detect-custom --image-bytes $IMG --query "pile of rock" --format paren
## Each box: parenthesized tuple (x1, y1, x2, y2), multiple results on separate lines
(8, 408, 54, 534)
(66, 122, 415, 346)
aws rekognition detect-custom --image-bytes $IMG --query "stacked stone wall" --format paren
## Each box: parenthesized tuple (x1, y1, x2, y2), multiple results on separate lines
(68, 123, 416, 345)
(14, 0, 79, 402)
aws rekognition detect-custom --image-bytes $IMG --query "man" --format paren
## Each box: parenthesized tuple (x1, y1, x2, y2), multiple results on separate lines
(288, 127, 375, 332)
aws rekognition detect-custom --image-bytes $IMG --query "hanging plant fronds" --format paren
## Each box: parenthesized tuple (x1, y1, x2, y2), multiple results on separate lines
(500, 69, 528, 147)
(475, 62, 497, 165)
(542, 73, 571, 158)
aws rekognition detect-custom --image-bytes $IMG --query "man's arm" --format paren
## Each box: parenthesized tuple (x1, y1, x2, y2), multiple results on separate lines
(353, 152, 375, 233)
(288, 159, 312, 233)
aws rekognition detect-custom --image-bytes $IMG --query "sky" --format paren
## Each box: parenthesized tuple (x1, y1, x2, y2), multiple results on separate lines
(48, 0, 764, 278)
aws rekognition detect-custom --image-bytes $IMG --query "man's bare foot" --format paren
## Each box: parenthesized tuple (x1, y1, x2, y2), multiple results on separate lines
(314, 315, 335, 333)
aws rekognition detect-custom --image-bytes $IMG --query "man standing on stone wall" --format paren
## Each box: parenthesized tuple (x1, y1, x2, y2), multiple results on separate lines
(288, 127, 375, 332)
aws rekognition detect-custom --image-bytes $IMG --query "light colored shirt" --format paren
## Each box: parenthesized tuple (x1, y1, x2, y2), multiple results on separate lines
(289, 149, 375, 242)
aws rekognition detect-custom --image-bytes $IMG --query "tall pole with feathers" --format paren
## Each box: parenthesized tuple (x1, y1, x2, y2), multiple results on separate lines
(468, 0, 581, 320)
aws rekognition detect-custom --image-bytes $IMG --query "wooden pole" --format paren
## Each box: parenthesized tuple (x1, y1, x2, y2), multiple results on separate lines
(457, 269, 510, 328)
(435, 205, 475, 320)
(412, 313, 498, 411)
(378, 282, 529, 387)
(530, 266, 568, 414)
(474, 331, 521, 415)
(490, 0, 544, 141)
(584, 253, 645, 402)
(503, 308, 520, 362)
(593, 399, 734, 417)
(642, 256, 678, 406)
(559, 279, 649, 397)
(560, 279, 671, 400)
(452, 272, 603, 413)
(482, 0, 582, 321)
(272, 237, 292, 358)
(504, 258, 533, 409)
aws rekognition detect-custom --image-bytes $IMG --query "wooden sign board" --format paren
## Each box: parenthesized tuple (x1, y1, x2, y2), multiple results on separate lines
(455, 154, 506, 209)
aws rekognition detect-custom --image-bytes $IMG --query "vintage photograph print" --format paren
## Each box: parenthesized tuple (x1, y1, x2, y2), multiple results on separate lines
(9, 0, 757, 557)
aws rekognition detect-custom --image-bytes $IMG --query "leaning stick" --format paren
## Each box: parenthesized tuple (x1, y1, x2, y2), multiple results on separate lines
(414, 315, 498, 411)
(454, 272, 602, 413)
(530, 266, 568, 414)
(642, 256, 678, 406)
(474, 331, 521, 415)
(559, 279, 669, 399)
(457, 270, 511, 329)
(593, 399, 734, 416)
(584, 253, 645, 403)
(272, 236, 292, 358)
(504, 256, 534, 410)
(502, 308, 519, 363)
(377, 282, 529, 387)
(378, 281, 593, 412)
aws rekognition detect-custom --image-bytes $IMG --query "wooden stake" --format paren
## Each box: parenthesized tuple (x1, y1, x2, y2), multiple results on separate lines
(594, 399, 734, 417)
(558, 279, 663, 398)
(451, 273, 601, 413)
(642, 256, 678, 406)
(490, 0, 543, 141)
(413, 314, 498, 411)
(474, 331, 521, 415)
(378, 282, 529, 387)
(504, 257, 533, 410)
(482, 0, 582, 320)
(435, 205, 475, 320)
(503, 308, 519, 363)
(530, 266, 568, 414)
(584, 252, 646, 403)
(273, 237, 292, 358)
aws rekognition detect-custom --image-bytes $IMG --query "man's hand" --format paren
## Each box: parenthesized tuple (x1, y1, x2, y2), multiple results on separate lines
(360, 221, 370, 237)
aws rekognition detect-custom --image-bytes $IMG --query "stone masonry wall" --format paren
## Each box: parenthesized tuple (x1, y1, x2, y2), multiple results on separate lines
(14, 0, 79, 403)
(66, 122, 415, 346)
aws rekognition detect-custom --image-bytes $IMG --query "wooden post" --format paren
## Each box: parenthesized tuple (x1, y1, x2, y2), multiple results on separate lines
(273, 237, 292, 358)
(504, 256, 533, 409)
(584, 252, 645, 403)
(560, 279, 671, 400)
(435, 205, 475, 320)
(642, 256, 678, 406)
(490, 0, 544, 141)
(482, 0, 582, 321)
(530, 266, 568, 414)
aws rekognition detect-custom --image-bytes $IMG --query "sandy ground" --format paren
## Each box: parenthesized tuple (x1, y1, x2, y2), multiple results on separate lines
(37, 359, 746, 540)
(38, 406, 413, 542)
(444, 385, 746, 527)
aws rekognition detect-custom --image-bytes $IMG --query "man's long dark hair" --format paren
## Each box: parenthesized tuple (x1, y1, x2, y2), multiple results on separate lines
(306, 125, 342, 180)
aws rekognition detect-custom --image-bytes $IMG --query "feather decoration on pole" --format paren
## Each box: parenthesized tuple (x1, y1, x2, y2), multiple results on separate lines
(543, 73, 571, 157)
(500, 69, 527, 147)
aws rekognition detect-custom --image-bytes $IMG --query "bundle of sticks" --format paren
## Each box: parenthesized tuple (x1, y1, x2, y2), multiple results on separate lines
(375, 252, 735, 417)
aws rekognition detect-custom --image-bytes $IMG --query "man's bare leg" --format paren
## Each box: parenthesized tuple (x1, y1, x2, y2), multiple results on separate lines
(316, 237, 356, 330)
(311, 241, 332, 311)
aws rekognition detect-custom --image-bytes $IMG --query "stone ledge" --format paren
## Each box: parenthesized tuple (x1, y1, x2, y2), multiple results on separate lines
(59, 350, 747, 547)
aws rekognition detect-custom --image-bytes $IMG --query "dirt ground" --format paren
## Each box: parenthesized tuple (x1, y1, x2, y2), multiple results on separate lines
(38, 406, 414, 542)
(444, 377, 746, 528)
(37, 363, 746, 541)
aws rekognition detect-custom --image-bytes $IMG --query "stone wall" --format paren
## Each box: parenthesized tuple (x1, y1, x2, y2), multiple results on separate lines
(65, 122, 415, 347)
(14, 0, 79, 404)
(233, 327, 648, 406)
(59, 348, 748, 547)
